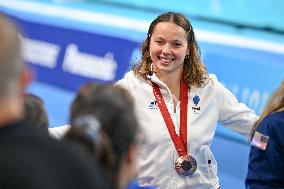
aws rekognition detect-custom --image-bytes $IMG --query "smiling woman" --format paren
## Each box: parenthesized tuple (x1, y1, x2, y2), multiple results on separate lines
(116, 12, 259, 189)
(149, 22, 189, 107)
(150, 22, 188, 80)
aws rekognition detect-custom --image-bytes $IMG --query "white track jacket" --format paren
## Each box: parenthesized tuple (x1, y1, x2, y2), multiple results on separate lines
(116, 71, 258, 189)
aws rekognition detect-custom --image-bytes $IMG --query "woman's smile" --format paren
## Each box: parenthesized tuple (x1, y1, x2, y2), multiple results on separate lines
(158, 56, 175, 65)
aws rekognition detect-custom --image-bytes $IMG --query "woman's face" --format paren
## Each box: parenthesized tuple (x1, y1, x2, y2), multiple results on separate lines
(149, 21, 189, 77)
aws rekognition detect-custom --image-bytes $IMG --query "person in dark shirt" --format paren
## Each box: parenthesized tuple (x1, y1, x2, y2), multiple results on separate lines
(246, 80, 284, 189)
(0, 13, 108, 189)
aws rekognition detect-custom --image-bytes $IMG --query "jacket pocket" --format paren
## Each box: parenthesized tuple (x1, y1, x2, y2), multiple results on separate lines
(204, 145, 218, 181)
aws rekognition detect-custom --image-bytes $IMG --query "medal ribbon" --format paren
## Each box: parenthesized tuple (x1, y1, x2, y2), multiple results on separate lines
(151, 79, 189, 157)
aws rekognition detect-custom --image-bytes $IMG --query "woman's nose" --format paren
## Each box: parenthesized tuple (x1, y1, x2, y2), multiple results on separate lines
(162, 44, 171, 55)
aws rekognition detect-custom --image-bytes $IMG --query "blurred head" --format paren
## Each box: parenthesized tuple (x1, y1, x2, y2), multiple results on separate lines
(0, 13, 29, 97)
(252, 80, 284, 134)
(133, 12, 208, 87)
(24, 93, 49, 134)
(0, 13, 31, 124)
(65, 83, 139, 189)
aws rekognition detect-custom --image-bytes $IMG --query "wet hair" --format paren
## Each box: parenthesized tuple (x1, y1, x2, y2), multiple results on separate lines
(251, 80, 284, 136)
(133, 12, 208, 88)
(64, 83, 139, 188)
(0, 13, 23, 96)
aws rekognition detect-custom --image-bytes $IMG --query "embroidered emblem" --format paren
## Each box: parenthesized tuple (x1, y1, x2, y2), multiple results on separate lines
(149, 100, 158, 110)
(251, 131, 269, 150)
(193, 95, 200, 106)
(192, 95, 201, 115)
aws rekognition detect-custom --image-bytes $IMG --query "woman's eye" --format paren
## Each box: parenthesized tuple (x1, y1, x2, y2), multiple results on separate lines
(174, 43, 182, 47)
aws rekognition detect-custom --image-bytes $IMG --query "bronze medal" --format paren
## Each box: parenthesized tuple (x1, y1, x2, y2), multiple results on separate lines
(175, 154, 197, 176)
(152, 79, 197, 177)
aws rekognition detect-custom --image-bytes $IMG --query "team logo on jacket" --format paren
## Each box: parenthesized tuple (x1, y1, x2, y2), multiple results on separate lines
(149, 100, 158, 109)
(192, 95, 201, 115)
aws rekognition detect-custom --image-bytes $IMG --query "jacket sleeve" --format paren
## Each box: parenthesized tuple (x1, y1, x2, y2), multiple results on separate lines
(214, 76, 259, 139)
(115, 71, 132, 92)
(49, 125, 70, 139)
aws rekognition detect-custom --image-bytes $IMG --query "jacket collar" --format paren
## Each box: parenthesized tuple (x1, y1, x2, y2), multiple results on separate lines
(147, 73, 167, 88)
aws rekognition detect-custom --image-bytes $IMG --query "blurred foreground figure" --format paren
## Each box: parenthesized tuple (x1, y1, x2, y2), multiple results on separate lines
(0, 13, 106, 189)
(246, 80, 284, 189)
(24, 93, 49, 135)
(64, 83, 142, 189)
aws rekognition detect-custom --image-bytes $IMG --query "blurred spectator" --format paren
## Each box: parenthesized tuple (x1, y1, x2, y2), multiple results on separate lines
(246, 80, 284, 189)
(24, 93, 49, 135)
(63, 83, 142, 189)
(0, 13, 106, 189)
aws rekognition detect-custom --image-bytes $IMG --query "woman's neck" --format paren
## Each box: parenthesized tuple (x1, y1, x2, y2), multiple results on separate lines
(157, 71, 182, 110)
